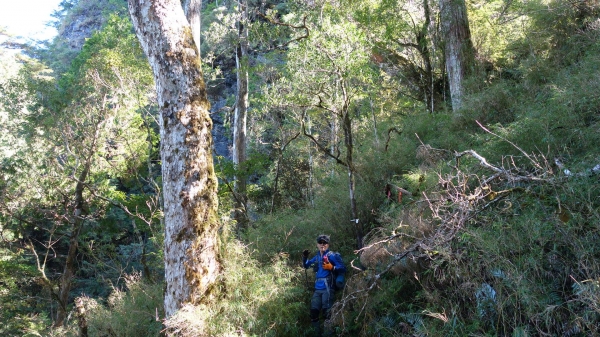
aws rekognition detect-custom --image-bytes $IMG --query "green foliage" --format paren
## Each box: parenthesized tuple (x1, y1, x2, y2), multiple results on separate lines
(457, 79, 520, 127)
(250, 150, 312, 212)
(82, 274, 164, 337)
(251, 2, 600, 334)
(468, 0, 529, 68)
(164, 235, 309, 336)
(0, 248, 52, 337)
(332, 163, 600, 335)
(1, 6, 160, 333)
(3, 0, 600, 335)
(39, 0, 129, 74)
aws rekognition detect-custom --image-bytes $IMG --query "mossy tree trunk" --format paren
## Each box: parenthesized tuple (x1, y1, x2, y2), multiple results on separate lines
(128, 0, 220, 317)
(439, 0, 475, 112)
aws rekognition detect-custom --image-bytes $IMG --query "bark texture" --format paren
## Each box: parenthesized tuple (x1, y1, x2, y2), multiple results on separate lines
(128, 0, 220, 317)
(183, 0, 202, 53)
(233, 1, 249, 230)
(439, 0, 475, 112)
(55, 164, 90, 327)
(343, 108, 362, 249)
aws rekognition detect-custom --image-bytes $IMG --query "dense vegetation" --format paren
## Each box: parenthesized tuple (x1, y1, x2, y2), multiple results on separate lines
(1, 0, 599, 336)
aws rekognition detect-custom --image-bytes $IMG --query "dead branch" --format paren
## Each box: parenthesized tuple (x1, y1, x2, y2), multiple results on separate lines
(454, 149, 548, 183)
(354, 231, 418, 255)
(330, 148, 553, 330)
(476, 120, 544, 171)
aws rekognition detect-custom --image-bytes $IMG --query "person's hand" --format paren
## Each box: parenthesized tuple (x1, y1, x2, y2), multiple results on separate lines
(323, 261, 333, 270)
(302, 249, 309, 258)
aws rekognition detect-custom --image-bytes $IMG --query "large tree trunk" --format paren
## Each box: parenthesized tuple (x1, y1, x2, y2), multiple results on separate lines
(128, 0, 220, 317)
(233, 0, 249, 230)
(439, 0, 475, 112)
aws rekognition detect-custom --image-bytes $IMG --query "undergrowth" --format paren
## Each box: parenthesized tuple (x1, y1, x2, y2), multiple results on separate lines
(331, 150, 600, 336)
(164, 230, 310, 337)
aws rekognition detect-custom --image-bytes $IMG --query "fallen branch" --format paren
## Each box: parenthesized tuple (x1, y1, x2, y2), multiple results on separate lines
(455, 150, 548, 183)
(331, 147, 555, 330)
(476, 120, 544, 171)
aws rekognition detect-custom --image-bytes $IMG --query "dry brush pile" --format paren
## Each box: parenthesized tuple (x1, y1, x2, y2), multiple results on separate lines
(330, 140, 600, 335)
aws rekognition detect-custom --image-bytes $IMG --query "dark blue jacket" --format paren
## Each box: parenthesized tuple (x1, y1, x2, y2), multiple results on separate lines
(303, 250, 346, 290)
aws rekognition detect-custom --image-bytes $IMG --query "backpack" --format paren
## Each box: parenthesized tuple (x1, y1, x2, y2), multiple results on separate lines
(313, 251, 346, 291)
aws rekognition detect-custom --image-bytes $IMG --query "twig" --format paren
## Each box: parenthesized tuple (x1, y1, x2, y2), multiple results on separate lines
(257, 13, 309, 48)
(354, 231, 417, 255)
(475, 120, 544, 171)
(331, 147, 553, 328)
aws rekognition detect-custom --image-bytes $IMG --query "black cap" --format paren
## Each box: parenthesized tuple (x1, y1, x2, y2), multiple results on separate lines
(316, 235, 330, 243)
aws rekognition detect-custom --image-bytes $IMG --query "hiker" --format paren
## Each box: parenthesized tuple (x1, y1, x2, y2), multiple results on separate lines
(302, 234, 346, 336)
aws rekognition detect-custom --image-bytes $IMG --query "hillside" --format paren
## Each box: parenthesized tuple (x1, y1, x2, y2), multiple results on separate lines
(0, 0, 599, 336)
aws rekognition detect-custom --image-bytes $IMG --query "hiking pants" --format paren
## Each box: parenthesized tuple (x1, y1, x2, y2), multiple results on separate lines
(310, 288, 334, 331)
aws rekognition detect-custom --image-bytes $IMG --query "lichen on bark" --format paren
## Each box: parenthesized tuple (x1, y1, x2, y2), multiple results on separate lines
(128, 0, 221, 317)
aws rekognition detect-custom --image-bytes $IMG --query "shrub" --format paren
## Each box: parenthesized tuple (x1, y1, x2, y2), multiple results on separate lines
(164, 234, 309, 336)
(83, 273, 164, 337)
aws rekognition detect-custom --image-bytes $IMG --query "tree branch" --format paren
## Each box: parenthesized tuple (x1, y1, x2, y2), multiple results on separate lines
(301, 119, 347, 167)
(384, 127, 402, 151)
(258, 13, 309, 48)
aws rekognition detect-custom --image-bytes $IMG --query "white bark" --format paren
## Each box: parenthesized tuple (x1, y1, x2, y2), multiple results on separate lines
(128, 0, 220, 317)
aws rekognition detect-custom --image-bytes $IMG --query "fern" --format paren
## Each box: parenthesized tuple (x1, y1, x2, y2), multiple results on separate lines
(399, 312, 426, 337)
(475, 283, 497, 327)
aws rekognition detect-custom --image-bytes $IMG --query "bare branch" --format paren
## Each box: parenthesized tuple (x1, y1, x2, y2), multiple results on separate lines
(301, 119, 347, 167)
(258, 13, 310, 48)
(330, 147, 559, 329)
(476, 120, 544, 171)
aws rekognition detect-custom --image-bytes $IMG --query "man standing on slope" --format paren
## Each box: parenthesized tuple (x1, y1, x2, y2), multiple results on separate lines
(303, 234, 346, 336)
